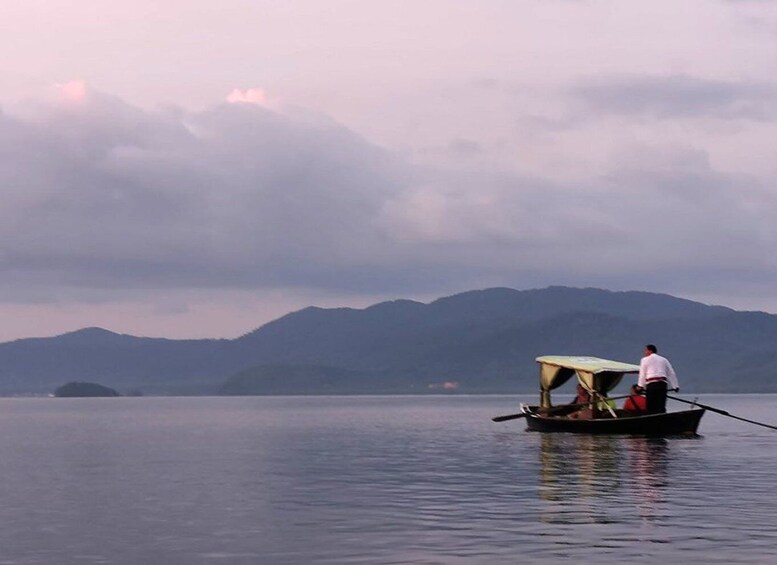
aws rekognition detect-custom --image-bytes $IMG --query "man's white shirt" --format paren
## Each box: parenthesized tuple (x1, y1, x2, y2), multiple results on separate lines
(638, 353, 679, 390)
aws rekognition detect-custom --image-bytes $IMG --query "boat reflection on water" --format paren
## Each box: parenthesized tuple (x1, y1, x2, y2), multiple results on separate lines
(538, 434, 622, 501)
(628, 437, 670, 523)
(537, 433, 672, 525)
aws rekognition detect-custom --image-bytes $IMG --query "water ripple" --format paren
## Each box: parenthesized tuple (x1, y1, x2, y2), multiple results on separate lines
(0, 395, 775, 563)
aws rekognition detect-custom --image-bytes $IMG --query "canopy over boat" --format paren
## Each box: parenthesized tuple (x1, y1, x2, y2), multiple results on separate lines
(536, 355, 640, 408)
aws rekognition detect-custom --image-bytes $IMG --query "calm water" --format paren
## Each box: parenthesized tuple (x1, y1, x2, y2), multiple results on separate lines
(0, 394, 775, 564)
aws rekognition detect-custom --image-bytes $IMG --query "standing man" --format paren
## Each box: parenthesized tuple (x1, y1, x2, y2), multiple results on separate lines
(638, 344, 679, 414)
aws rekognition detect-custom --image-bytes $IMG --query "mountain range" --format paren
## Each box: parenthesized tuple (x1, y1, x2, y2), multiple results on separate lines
(1, 286, 775, 395)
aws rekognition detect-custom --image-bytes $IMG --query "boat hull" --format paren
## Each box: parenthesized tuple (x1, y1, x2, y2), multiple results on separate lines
(523, 407, 705, 436)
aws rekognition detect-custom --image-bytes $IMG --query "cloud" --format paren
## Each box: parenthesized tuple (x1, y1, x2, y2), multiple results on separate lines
(53, 79, 88, 104)
(570, 74, 777, 121)
(0, 88, 403, 297)
(225, 87, 279, 110)
(2, 86, 777, 315)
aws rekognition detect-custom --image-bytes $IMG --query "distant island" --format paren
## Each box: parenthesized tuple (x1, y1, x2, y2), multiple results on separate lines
(54, 382, 120, 398)
(0, 286, 775, 395)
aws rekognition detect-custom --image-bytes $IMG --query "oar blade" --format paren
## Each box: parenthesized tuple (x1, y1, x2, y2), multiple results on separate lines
(491, 412, 527, 422)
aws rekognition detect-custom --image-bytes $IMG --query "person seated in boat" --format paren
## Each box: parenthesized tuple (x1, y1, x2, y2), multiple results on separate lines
(567, 384, 593, 419)
(570, 384, 591, 406)
(596, 393, 617, 417)
(538, 385, 591, 416)
(622, 384, 647, 415)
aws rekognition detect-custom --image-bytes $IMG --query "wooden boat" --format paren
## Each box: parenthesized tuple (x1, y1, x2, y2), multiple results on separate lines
(518, 355, 705, 436)
(520, 404, 704, 435)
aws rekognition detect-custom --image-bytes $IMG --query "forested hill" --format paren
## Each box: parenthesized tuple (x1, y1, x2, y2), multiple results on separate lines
(0, 286, 774, 395)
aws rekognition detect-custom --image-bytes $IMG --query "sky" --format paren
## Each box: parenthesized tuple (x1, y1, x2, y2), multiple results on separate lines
(1, 0, 777, 341)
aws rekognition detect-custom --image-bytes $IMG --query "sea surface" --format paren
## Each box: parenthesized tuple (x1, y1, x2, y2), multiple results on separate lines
(0, 394, 775, 564)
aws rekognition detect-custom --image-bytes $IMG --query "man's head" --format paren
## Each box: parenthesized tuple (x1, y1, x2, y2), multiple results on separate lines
(644, 344, 657, 356)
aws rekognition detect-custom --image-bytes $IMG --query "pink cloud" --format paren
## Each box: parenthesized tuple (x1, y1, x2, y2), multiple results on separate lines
(226, 87, 277, 108)
(54, 79, 88, 103)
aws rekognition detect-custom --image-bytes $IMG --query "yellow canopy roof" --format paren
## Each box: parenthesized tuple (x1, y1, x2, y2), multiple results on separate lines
(536, 355, 640, 374)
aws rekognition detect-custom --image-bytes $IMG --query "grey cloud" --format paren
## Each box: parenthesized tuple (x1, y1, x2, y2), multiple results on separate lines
(447, 138, 483, 158)
(387, 147, 777, 299)
(0, 93, 403, 295)
(2, 91, 777, 307)
(571, 74, 777, 121)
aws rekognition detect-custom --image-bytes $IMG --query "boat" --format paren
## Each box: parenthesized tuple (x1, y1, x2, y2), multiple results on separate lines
(517, 355, 704, 436)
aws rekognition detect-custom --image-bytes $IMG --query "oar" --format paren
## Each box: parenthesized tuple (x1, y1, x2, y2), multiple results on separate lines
(492, 412, 528, 422)
(668, 394, 777, 431)
(492, 394, 631, 423)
